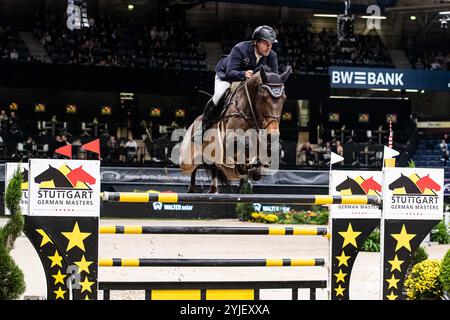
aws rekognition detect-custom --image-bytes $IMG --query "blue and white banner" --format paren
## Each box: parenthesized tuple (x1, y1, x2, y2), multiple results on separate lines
(329, 67, 450, 91)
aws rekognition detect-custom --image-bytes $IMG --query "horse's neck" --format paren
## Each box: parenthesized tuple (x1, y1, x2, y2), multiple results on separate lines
(224, 86, 254, 131)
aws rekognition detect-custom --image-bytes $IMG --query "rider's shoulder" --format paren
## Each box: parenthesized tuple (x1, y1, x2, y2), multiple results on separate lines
(269, 49, 277, 58)
(234, 40, 253, 51)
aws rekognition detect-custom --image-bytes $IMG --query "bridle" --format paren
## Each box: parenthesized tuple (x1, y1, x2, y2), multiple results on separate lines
(225, 79, 285, 132)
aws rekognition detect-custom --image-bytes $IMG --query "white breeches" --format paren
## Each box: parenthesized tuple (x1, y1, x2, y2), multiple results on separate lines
(213, 74, 231, 105)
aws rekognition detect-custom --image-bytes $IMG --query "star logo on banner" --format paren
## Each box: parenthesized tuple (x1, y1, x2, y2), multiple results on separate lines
(52, 270, 67, 285)
(48, 250, 63, 268)
(79, 276, 95, 293)
(334, 269, 347, 283)
(338, 223, 361, 248)
(334, 284, 345, 297)
(36, 229, 53, 247)
(391, 225, 416, 252)
(386, 291, 398, 300)
(388, 255, 405, 272)
(74, 255, 93, 274)
(386, 274, 400, 289)
(61, 222, 91, 252)
(336, 251, 351, 267)
(54, 287, 66, 300)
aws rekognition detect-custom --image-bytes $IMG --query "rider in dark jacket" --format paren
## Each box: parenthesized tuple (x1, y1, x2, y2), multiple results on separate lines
(197, 25, 279, 140)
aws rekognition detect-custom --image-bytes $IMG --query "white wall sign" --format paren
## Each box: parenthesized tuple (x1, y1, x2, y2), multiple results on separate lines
(330, 170, 382, 219)
(382, 167, 444, 220)
(28, 159, 100, 217)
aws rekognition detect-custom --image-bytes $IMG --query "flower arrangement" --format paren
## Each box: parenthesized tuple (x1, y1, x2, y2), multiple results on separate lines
(404, 259, 443, 300)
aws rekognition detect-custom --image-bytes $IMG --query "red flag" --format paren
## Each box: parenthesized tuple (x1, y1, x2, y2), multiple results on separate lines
(55, 144, 72, 159)
(82, 139, 100, 160)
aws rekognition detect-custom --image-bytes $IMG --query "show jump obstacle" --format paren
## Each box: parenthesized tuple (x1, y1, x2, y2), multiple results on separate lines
(6, 159, 443, 300)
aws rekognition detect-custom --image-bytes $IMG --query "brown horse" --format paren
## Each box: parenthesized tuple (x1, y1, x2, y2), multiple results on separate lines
(179, 65, 292, 193)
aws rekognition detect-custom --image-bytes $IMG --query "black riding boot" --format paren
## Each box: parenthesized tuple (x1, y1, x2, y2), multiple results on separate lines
(193, 99, 220, 141)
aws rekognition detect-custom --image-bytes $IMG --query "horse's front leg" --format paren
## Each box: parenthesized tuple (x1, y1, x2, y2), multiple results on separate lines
(187, 167, 198, 193)
(208, 166, 218, 194)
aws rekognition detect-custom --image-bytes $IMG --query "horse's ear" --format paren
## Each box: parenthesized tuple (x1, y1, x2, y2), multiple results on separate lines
(260, 66, 268, 83)
(280, 66, 292, 83)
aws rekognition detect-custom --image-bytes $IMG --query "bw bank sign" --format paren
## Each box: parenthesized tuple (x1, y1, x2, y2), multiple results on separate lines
(329, 67, 450, 91)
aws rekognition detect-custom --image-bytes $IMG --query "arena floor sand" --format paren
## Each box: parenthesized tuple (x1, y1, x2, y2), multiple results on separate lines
(4, 218, 450, 300)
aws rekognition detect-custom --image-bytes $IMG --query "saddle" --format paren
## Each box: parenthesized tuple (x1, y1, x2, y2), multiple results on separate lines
(213, 81, 243, 123)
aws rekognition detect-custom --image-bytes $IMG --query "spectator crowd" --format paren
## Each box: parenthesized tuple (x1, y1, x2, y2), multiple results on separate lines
(223, 21, 394, 73)
(32, 9, 207, 70)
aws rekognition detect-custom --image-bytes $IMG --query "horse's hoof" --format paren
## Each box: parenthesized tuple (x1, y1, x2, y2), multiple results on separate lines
(187, 185, 196, 193)
(207, 186, 218, 194)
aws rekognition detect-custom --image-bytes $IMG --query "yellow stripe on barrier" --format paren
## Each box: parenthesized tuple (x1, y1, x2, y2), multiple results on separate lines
(121, 259, 140, 267)
(341, 196, 368, 205)
(99, 226, 116, 234)
(99, 259, 113, 267)
(124, 226, 143, 234)
(268, 227, 286, 235)
(266, 259, 283, 267)
(158, 193, 178, 203)
(206, 289, 254, 300)
(290, 258, 316, 266)
(151, 290, 201, 300)
(119, 193, 149, 203)
(314, 195, 333, 205)
(293, 228, 319, 236)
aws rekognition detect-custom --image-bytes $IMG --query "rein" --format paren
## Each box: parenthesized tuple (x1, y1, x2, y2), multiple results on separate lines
(225, 80, 284, 131)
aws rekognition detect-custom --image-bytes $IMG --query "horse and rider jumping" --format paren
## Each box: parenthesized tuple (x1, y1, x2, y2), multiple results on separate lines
(179, 25, 292, 193)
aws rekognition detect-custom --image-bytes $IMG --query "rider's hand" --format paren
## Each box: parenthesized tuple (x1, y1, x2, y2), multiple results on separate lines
(245, 70, 254, 79)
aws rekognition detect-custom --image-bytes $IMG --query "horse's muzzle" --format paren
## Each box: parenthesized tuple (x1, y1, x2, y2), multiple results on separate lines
(265, 121, 280, 136)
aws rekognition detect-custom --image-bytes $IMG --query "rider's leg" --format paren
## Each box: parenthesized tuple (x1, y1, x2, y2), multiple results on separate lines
(202, 75, 231, 133)
(193, 75, 230, 142)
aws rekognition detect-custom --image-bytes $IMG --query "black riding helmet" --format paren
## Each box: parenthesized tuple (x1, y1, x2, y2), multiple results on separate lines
(252, 25, 278, 44)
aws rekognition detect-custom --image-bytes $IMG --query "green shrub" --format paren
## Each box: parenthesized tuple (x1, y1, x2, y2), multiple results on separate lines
(412, 246, 429, 266)
(407, 159, 416, 168)
(439, 249, 450, 293)
(292, 212, 309, 224)
(404, 246, 429, 283)
(0, 167, 26, 300)
(430, 221, 450, 244)
(404, 259, 443, 300)
(311, 210, 329, 225)
(361, 228, 380, 252)
(236, 177, 253, 221)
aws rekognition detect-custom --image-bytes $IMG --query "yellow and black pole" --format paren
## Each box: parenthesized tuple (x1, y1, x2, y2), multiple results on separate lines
(101, 192, 381, 206)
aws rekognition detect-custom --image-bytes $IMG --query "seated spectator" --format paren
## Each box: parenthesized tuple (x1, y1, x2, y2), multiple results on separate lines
(10, 48, 18, 60)
(0, 110, 8, 133)
(431, 59, 442, 70)
(335, 140, 344, 157)
(21, 136, 36, 158)
(106, 136, 119, 162)
(124, 136, 138, 162)
(298, 142, 314, 165)
(439, 139, 449, 165)
(9, 111, 18, 133)
(439, 139, 448, 154)
(53, 134, 69, 158)
(0, 134, 6, 159)
(323, 142, 332, 163)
